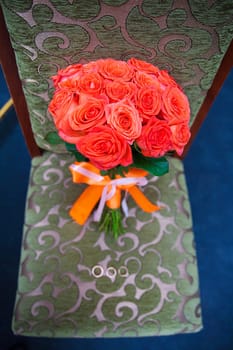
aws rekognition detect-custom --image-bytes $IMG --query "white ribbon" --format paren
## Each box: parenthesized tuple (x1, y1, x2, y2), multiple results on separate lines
(70, 163, 148, 222)
(93, 176, 148, 222)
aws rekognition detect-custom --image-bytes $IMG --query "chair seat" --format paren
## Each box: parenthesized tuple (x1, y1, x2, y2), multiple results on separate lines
(12, 152, 202, 337)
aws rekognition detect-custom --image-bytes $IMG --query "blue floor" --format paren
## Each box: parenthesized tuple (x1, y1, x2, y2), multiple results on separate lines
(0, 69, 233, 349)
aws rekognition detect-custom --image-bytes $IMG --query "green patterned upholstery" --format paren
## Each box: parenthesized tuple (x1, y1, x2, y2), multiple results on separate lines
(1, 1, 233, 152)
(2, 0, 232, 338)
(13, 153, 202, 337)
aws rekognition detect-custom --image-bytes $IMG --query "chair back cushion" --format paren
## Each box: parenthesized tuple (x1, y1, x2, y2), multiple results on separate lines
(1, 1, 232, 152)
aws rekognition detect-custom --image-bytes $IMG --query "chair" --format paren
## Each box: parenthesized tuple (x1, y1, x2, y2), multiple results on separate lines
(0, 1, 232, 338)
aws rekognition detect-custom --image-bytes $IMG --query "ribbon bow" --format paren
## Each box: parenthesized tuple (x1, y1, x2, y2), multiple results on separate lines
(69, 162, 160, 225)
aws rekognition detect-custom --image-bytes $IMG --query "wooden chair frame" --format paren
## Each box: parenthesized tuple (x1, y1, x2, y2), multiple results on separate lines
(0, 6, 232, 159)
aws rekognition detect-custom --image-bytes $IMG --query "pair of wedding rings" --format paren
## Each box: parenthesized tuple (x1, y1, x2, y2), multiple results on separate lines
(92, 265, 129, 278)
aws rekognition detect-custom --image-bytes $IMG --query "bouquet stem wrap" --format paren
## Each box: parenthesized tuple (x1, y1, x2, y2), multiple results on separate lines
(69, 162, 160, 226)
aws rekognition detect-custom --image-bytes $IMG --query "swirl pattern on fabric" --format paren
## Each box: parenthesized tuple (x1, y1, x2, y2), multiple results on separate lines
(12, 153, 202, 337)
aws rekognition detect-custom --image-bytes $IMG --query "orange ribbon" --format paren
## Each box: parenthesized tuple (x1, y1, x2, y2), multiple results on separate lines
(69, 162, 160, 225)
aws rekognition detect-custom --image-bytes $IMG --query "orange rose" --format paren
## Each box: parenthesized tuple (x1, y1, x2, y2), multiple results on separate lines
(136, 87, 161, 118)
(170, 123, 191, 155)
(136, 117, 173, 157)
(58, 123, 83, 144)
(51, 63, 83, 89)
(105, 80, 137, 102)
(161, 86, 190, 125)
(48, 90, 78, 128)
(98, 58, 134, 81)
(157, 70, 179, 90)
(75, 126, 133, 170)
(58, 95, 107, 143)
(128, 57, 160, 75)
(57, 63, 83, 77)
(58, 77, 81, 90)
(82, 61, 99, 73)
(68, 96, 106, 131)
(133, 71, 161, 90)
(78, 71, 104, 95)
(105, 99, 142, 144)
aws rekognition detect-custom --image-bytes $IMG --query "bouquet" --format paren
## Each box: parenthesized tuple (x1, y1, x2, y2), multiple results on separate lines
(47, 58, 191, 237)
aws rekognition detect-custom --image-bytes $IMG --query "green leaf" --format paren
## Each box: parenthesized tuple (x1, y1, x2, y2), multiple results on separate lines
(100, 165, 130, 178)
(65, 142, 77, 152)
(116, 165, 130, 177)
(132, 150, 169, 176)
(45, 131, 64, 145)
(65, 142, 87, 161)
(73, 151, 87, 162)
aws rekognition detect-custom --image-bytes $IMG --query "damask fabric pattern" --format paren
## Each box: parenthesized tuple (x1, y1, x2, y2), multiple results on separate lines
(1, 0, 233, 152)
(13, 152, 202, 337)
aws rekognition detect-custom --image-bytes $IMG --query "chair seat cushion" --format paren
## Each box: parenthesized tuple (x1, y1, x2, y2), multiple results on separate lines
(12, 152, 202, 337)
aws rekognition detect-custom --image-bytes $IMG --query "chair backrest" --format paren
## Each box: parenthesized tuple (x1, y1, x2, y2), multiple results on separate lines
(0, 1, 232, 157)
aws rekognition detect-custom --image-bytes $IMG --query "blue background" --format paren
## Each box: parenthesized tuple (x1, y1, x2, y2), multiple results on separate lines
(0, 67, 232, 349)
